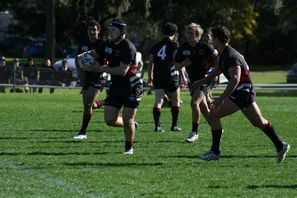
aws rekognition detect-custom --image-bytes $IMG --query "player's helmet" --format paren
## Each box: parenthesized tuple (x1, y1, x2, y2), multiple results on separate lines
(109, 19, 127, 36)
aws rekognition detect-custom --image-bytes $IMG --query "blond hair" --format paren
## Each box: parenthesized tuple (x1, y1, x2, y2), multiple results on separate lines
(186, 23, 203, 40)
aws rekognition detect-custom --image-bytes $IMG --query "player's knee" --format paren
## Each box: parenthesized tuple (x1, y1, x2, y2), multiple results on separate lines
(123, 119, 134, 128)
(105, 117, 117, 126)
(208, 110, 220, 122)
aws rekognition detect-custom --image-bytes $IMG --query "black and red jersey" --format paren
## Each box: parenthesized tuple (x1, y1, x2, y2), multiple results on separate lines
(175, 41, 214, 83)
(99, 39, 142, 96)
(219, 45, 253, 92)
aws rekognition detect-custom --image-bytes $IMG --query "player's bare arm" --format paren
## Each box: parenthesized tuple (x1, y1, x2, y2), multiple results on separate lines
(211, 66, 241, 112)
(101, 62, 130, 76)
(147, 54, 154, 87)
(175, 58, 191, 70)
(191, 67, 222, 90)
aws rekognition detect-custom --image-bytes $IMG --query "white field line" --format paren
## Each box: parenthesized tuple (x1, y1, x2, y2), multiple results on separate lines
(0, 160, 103, 198)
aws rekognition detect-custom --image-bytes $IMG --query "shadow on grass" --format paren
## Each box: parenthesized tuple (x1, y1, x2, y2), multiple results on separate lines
(0, 151, 108, 156)
(63, 162, 163, 167)
(209, 184, 297, 190)
(221, 154, 297, 159)
(162, 155, 199, 159)
(29, 129, 103, 133)
(247, 184, 297, 189)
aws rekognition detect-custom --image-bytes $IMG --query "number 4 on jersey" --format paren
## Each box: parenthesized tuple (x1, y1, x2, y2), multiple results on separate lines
(157, 45, 166, 60)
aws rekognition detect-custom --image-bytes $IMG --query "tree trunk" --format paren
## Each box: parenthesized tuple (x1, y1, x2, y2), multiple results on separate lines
(45, 0, 55, 61)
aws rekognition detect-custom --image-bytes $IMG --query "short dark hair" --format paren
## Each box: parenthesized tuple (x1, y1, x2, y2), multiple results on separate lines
(212, 26, 231, 43)
(87, 19, 101, 32)
(163, 22, 178, 36)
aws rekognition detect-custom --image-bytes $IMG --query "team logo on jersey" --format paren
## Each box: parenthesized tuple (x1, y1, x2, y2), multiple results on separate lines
(183, 50, 191, 56)
(81, 46, 89, 52)
(105, 47, 113, 54)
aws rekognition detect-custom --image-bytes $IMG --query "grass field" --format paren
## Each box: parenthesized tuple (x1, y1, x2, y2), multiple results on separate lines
(0, 89, 296, 197)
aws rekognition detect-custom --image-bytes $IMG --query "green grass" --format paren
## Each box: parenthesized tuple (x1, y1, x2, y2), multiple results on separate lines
(0, 90, 296, 197)
(250, 71, 288, 84)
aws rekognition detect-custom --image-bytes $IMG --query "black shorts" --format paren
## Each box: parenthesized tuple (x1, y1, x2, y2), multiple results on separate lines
(229, 89, 256, 109)
(104, 92, 141, 108)
(82, 72, 102, 90)
(154, 79, 179, 92)
(188, 82, 209, 96)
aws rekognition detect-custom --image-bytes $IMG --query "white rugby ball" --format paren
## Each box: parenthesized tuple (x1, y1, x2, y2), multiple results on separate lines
(78, 52, 97, 71)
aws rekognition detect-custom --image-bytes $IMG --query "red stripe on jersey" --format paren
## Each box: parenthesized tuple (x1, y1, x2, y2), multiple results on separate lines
(126, 63, 137, 77)
(240, 76, 251, 82)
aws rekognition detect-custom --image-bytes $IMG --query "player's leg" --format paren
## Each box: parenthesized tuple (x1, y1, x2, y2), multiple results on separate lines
(242, 102, 290, 162)
(153, 89, 165, 132)
(104, 105, 123, 127)
(186, 89, 205, 142)
(122, 107, 137, 154)
(166, 88, 181, 131)
(74, 86, 100, 139)
(200, 97, 239, 160)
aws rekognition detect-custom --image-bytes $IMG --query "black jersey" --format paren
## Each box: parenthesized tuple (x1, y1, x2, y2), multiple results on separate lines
(150, 37, 179, 83)
(175, 42, 214, 83)
(219, 45, 253, 92)
(100, 39, 142, 96)
(77, 39, 105, 69)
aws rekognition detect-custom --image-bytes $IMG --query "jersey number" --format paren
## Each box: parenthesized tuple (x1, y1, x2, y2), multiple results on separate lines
(157, 45, 166, 60)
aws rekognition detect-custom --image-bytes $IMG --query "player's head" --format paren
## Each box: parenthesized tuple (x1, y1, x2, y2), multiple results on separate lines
(87, 19, 101, 41)
(163, 22, 178, 37)
(211, 26, 231, 44)
(186, 22, 203, 42)
(109, 18, 127, 42)
(62, 59, 68, 68)
(0, 56, 6, 66)
(202, 29, 212, 44)
(27, 57, 33, 65)
(44, 58, 51, 67)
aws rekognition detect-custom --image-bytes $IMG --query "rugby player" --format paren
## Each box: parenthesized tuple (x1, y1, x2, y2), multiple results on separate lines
(73, 19, 105, 140)
(175, 23, 218, 142)
(148, 22, 182, 132)
(89, 18, 143, 155)
(191, 26, 290, 162)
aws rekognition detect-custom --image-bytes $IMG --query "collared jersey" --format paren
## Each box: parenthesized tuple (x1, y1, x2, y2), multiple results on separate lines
(175, 41, 214, 83)
(219, 45, 253, 92)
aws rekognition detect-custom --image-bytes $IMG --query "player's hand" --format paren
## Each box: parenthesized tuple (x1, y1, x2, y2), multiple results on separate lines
(210, 99, 224, 113)
(88, 60, 101, 73)
(147, 78, 153, 87)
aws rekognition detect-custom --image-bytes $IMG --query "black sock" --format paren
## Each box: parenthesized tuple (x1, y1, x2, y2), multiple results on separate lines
(262, 122, 283, 151)
(125, 140, 133, 151)
(171, 106, 180, 127)
(153, 108, 161, 128)
(211, 129, 223, 154)
(79, 113, 92, 134)
(192, 122, 199, 133)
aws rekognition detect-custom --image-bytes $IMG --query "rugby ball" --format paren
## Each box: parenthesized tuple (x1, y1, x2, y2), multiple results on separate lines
(78, 52, 97, 71)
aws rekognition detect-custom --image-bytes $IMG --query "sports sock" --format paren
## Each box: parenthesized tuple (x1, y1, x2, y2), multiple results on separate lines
(210, 129, 223, 154)
(125, 140, 134, 151)
(92, 99, 103, 109)
(79, 112, 92, 134)
(153, 108, 161, 128)
(262, 122, 283, 151)
(192, 122, 199, 133)
(171, 106, 180, 127)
